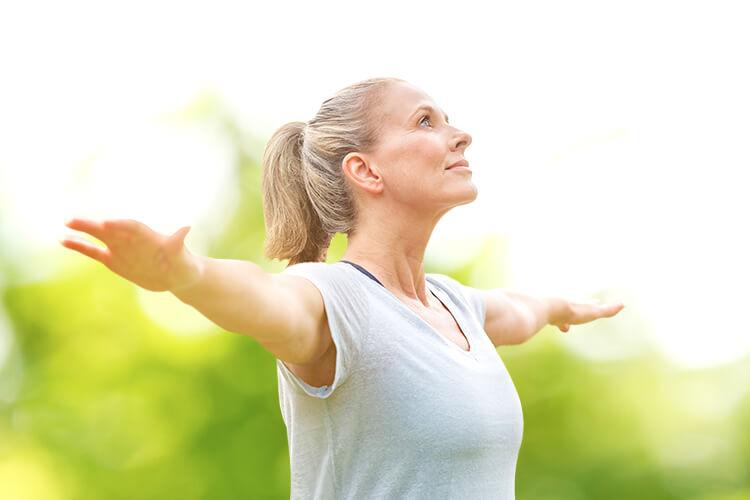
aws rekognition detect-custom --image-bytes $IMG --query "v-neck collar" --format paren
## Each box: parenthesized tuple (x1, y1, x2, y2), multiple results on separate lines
(337, 261, 477, 360)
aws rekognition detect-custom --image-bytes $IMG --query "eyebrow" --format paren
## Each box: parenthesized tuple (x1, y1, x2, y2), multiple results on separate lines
(410, 104, 449, 124)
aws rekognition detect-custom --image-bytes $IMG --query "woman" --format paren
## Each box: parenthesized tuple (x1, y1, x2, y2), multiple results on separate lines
(60, 77, 624, 499)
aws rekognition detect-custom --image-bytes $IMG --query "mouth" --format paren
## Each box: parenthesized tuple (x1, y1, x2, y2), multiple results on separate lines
(446, 159, 470, 170)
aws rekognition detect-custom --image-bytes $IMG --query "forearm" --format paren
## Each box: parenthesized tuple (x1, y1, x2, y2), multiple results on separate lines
(169, 254, 280, 341)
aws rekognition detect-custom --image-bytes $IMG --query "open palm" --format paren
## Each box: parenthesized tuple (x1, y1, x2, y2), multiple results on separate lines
(59, 218, 199, 292)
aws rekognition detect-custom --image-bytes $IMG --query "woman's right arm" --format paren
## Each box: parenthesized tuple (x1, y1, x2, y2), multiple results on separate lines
(174, 257, 333, 365)
(60, 218, 328, 364)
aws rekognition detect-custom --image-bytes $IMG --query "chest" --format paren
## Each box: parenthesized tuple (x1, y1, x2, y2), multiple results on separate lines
(348, 325, 524, 460)
(285, 297, 470, 389)
(414, 296, 472, 352)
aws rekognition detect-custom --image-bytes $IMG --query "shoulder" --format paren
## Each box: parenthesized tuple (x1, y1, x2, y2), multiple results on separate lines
(426, 272, 463, 295)
(426, 272, 487, 326)
(276, 260, 369, 333)
(267, 267, 333, 365)
(273, 261, 369, 397)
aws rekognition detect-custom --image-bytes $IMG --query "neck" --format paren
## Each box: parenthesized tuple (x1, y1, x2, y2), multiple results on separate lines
(340, 217, 439, 308)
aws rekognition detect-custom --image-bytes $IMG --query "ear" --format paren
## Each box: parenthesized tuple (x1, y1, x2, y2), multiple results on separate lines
(341, 152, 383, 194)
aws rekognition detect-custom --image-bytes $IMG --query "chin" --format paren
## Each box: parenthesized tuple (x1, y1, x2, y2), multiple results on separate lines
(452, 188, 479, 207)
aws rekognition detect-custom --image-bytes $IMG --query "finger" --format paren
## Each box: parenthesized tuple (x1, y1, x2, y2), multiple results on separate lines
(569, 302, 612, 324)
(59, 236, 111, 265)
(102, 218, 148, 233)
(600, 303, 625, 317)
(64, 218, 108, 242)
(578, 303, 624, 323)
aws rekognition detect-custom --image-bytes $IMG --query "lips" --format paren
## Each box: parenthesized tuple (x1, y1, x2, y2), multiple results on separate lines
(446, 159, 470, 170)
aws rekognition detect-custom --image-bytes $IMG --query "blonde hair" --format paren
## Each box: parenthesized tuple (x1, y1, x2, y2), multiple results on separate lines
(262, 77, 404, 266)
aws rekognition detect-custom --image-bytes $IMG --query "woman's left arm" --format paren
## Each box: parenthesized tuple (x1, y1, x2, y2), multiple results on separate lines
(478, 288, 625, 347)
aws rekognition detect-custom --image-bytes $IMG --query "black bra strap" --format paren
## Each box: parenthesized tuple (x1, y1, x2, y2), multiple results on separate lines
(340, 260, 384, 287)
(339, 260, 440, 301)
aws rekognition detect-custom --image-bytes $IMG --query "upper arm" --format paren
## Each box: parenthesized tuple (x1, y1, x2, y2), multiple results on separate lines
(257, 273, 332, 366)
(479, 288, 532, 347)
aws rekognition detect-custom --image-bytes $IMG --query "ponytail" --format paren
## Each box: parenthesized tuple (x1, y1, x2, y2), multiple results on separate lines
(262, 121, 331, 265)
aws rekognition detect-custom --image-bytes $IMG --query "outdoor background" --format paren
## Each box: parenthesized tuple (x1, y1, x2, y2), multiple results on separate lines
(1, 1, 749, 499)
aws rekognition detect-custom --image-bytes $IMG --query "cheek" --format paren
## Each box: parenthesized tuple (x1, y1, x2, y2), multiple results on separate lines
(392, 143, 447, 200)
(397, 136, 445, 174)
(379, 135, 446, 193)
(411, 136, 444, 161)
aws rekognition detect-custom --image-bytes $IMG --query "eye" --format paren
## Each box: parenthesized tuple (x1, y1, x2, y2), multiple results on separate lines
(418, 114, 432, 128)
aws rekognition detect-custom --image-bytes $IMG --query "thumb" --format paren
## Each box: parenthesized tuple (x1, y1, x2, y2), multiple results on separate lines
(165, 225, 191, 254)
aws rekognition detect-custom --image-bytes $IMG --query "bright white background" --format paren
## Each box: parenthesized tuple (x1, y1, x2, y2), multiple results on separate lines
(1, 0, 748, 369)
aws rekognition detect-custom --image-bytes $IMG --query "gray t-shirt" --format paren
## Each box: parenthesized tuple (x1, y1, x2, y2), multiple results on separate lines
(276, 261, 524, 499)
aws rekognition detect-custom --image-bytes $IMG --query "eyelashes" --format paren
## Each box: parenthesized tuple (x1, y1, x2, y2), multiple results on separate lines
(418, 113, 449, 128)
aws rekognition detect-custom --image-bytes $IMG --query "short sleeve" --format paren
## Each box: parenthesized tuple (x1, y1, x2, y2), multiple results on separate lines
(275, 262, 369, 399)
(427, 273, 487, 328)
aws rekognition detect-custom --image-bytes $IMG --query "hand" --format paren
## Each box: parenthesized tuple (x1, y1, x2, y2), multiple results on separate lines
(59, 218, 202, 292)
(548, 297, 625, 333)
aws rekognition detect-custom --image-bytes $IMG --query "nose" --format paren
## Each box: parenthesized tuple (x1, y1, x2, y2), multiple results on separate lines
(450, 128, 472, 151)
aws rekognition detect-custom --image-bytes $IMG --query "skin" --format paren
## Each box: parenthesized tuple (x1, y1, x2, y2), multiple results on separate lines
(338, 80, 623, 332)
(340, 80, 475, 312)
(59, 80, 624, 341)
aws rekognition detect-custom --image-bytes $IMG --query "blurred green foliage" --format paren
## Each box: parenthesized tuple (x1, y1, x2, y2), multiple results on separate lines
(1, 93, 748, 499)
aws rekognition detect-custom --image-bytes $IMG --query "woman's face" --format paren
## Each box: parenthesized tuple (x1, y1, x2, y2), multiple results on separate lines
(350, 81, 476, 211)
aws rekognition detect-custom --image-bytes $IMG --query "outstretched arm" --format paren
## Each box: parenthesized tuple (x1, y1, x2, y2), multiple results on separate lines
(168, 254, 291, 344)
(478, 288, 625, 347)
(59, 218, 294, 345)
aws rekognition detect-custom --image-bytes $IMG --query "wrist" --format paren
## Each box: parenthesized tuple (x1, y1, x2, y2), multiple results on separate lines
(168, 251, 205, 293)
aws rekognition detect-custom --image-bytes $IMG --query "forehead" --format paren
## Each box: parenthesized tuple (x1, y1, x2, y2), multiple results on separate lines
(380, 82, 444, 124)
